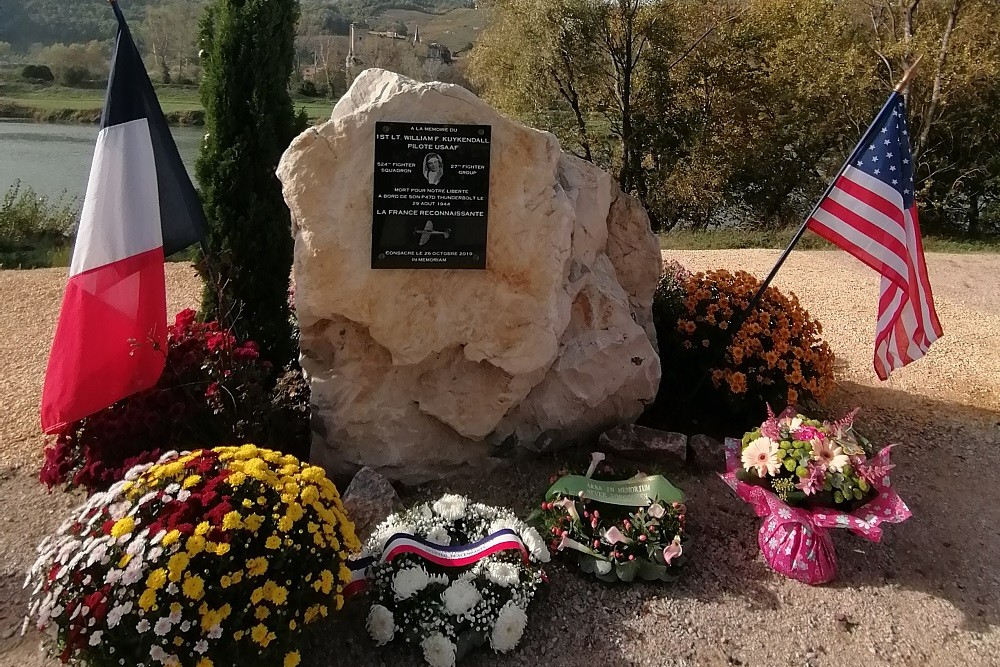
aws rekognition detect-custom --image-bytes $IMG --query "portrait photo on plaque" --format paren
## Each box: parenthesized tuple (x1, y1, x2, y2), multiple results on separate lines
(371, 122, 492, 269)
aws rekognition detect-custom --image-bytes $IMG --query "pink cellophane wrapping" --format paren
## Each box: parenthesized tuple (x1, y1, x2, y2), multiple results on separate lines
(720, 438, 912, 585)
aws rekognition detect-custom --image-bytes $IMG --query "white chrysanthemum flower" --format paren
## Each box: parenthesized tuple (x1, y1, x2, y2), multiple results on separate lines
(487, 518, 519, 535)
(490, 601, 527, 653)
(136, 619, 150, 633)
(426, 526, 450, 546)
(153, 617, 172, 636)
(441, 580, 481, 616)
(392, 566, 430, 600)
(520, 527, 550, 563)
(486, 561, 519, 587)
(416, 504, 434, 519)
(367, 604, 395, 646)
(432, 494, 467, 522)
(89, 630, 103, 646)
(421, 632, 457, 667)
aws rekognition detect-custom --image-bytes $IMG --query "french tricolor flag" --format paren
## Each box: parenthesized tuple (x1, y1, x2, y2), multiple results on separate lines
(40, 1, 205, 434)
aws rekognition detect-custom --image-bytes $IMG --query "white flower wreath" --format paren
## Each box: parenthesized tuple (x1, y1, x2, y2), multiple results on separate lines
(364, 495, 548, 666)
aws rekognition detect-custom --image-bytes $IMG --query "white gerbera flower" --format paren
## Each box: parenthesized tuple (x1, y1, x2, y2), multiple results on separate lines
(520, 527, 550, 563)
(441, 580, 481, 616)
(426, 526, 450, 546)
(392, 566, 430, 600)
(421, 632, 457, 667)
(486, 561, 519, 587)
(432, 494, 467, 522)
(490, 601, 527, 653)
(366, 604, 395, 646)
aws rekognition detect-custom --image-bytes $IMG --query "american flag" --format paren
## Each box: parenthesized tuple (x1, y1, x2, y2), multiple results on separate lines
(807, 92, 942, 380)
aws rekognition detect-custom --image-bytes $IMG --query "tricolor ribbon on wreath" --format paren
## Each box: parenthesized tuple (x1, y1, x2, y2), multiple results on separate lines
(344, 529, 529, 597)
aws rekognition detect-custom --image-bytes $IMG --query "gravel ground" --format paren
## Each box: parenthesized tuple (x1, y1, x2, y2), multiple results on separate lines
(1, 252, 999, 667)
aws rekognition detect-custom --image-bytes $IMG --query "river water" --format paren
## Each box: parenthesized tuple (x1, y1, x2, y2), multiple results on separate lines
(0, 120, 204, 201)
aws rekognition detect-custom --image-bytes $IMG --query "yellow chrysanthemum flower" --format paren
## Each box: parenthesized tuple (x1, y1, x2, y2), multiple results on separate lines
(138, 588, 157, 611)
(161, 529, 182, 547)
(183, 575, 205, 600)
(222, 511, 243, 531)
(284, 651, 301, 667)
(265, 535, 281, 550)
(247, 557, 268, 577)
(195, 659, 213, 667)
(186, 535, 206, 556)
(110, 517, 135, 538)
(145, 568, 167, 591)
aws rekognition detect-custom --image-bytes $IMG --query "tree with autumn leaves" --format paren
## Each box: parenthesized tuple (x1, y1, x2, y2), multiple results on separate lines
(469, 0, 1000, 237)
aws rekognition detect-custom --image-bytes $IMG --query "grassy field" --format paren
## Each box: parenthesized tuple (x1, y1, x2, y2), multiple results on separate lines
(0, 82, 336, 124)
(659, 225, 1000, 253)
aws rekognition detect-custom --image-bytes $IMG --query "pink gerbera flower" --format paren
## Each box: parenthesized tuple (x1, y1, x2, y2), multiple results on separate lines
(742, 437, 781, 478)
(811, 438, 849, 473)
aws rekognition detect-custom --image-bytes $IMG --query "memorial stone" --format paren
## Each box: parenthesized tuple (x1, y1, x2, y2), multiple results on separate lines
(278, 69, 663, 484)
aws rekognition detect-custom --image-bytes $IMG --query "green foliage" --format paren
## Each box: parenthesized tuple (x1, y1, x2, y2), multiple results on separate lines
(0, 180, 77, 268)
(472, 0, 1000, 237)
(196, 0, 303, 363)
(20, 64, 53, 81)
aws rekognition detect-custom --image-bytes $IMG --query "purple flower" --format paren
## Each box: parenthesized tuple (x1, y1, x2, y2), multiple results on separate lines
(796, 464, 826, 496)
(793, 425, 824, 443)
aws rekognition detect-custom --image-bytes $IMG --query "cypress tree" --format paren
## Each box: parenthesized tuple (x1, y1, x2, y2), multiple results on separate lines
(196, 0, 304, 361)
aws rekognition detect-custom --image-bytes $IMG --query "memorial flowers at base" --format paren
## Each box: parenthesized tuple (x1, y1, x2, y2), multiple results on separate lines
(23, 445, 359, 666)
(722, 407, 911, 585)
(533, 454, 687, 583)
(360, 495, 548, 667)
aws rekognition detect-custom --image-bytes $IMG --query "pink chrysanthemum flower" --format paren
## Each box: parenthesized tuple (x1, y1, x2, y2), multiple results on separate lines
(796, 464, 826, 496)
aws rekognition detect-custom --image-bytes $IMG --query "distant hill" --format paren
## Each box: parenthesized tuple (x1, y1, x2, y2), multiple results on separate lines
(380, 7, 484, 52)
(0, 0, 475, 48)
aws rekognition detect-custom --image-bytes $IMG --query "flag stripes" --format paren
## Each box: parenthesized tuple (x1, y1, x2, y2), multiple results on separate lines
(806, 92, 941, 380)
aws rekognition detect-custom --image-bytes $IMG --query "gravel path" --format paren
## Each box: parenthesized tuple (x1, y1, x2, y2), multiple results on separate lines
(1, 252, 999, 667)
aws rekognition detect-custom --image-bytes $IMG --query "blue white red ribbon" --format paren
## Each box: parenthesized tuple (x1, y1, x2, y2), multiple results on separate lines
(344, 529, 527, 597)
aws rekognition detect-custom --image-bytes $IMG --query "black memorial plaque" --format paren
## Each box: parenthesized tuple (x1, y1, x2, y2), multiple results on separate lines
(372, 122, 491, 269)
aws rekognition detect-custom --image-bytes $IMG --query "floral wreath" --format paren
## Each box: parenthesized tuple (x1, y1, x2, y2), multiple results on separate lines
(360, 495, 549, 667)
(532, 453, 687, 583)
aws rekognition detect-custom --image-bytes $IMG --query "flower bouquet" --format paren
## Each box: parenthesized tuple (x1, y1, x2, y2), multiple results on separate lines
(23, 445, 359, 666)
(360, 495, 548, 667)
(533, 453, 687, 583)
(721, 407, 911, 585)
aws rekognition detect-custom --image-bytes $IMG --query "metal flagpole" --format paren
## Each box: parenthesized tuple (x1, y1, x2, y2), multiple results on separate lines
(689, 57, 923, 398)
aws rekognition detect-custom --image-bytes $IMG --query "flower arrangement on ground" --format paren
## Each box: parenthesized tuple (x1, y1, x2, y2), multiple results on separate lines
(40, 310, 276, 491)
(362, 495, 548, 667)
(650, 265, 835, 424)
(23, 445, 359, 666)
(722, 407, 911, 585)
(532, 453, 687, 583)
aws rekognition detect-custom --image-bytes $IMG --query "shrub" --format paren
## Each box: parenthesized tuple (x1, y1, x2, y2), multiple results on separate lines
(649, 265, 835, 425)
(61, 65, 92, 86)
(40, 310, 288, 491)
(24, 446, 359, 667)
(21, 64, 54, 81)
(0, 181, 78, 267)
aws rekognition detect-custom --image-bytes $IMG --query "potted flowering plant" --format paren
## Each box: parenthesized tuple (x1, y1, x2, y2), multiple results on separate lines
(23, 445, 359, 666)
(722, 407, 911, 585)
(532, 453, 687, 583)
(359, 495, 548, 667)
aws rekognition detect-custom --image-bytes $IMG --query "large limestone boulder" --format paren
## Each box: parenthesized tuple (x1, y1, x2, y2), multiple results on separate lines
(278, 69, 662, 484)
